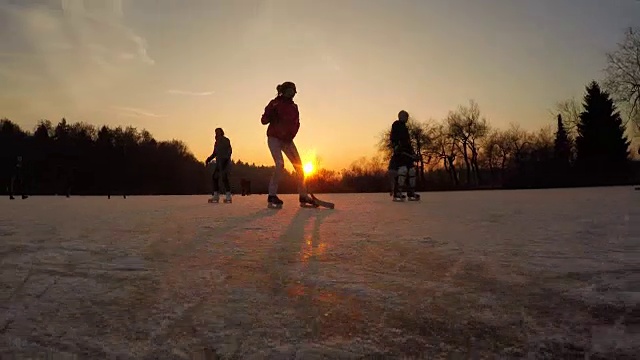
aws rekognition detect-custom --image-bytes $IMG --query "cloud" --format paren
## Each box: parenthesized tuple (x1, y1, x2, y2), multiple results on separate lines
(0, 0, 155, 65)
(0, 0, 156, 114)
(0, 0, 154, 74)
(166, 89, 215, 96)
(56, 1, 155, 66)
(112, 106, 166, 118)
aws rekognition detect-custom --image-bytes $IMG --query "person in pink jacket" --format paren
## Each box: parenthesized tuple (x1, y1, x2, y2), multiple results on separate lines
(261, 81, 314, 208)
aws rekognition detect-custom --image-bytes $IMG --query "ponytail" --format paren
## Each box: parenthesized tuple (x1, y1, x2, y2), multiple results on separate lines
(276, 81, 296, 96)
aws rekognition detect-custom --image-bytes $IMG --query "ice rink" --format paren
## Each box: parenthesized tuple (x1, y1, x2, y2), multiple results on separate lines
(0, 187, 638, 358)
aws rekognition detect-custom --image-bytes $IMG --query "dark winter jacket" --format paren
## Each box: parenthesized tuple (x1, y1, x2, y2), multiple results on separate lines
(390, 120, 412, 153)
(207, 135, 232, 162)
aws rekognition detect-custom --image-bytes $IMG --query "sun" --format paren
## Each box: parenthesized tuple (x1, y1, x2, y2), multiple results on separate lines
(303, 162, 315, 176)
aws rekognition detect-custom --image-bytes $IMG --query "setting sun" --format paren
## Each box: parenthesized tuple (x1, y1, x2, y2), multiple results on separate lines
(303, 162, 315, 176)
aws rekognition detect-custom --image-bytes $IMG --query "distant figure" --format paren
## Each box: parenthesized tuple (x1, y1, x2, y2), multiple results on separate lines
(9, 155, 28, 200)
(205, 128, 232, 203)
(260, 81, 315, 208)
(107, 192, 126, 199)
(388, 110, 420, 201)
(240, 178, 251, 196)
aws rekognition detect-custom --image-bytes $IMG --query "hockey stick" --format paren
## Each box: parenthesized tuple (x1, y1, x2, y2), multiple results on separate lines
(400, 151, 419, 161)
(308, 192, 335, 209)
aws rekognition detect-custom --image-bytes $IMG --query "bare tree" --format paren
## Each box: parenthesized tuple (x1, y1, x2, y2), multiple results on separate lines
(479, 129, 502, 184)
(504, 124, 532, 166)
(493, 130, 513, 180)
(531, 125, 555, 163)
(604, 27, 640, 134)
(552, 97, 581, 136)
(534, 125, 555, 150)
(408, 120, 432, 185)
(427, 122, 459, 185)
(480, 124, 532, 183)
(447, 111, 472, 184)
(446, 100, 489, 185)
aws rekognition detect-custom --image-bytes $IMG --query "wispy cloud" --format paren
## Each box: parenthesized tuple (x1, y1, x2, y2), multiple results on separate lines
(1, 0, 155, 71)
(112, 106, 166, 118)
(0, 0, 156, 114)
(166, 89, 215, 96)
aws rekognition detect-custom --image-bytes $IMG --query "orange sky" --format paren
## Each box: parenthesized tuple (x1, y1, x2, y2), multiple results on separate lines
(1, 0, 638, 170)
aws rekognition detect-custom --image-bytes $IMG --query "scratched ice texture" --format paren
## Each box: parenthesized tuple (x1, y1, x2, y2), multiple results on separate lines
(0, 186, 638, 359)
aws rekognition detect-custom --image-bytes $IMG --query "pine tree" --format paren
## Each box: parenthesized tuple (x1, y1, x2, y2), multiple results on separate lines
(575, 81, 631, 178)
(553, 114, 572, 167)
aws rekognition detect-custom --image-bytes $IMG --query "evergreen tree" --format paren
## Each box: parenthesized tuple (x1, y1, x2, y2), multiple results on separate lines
(575, 81, 631, 179)
(553, 114, 572, 167)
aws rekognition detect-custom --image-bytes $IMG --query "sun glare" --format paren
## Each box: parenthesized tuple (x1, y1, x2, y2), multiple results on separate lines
(303, 162, 314, 176)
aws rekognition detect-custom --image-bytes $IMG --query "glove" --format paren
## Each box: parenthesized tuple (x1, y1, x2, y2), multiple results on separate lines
(205, 156, 212, 165)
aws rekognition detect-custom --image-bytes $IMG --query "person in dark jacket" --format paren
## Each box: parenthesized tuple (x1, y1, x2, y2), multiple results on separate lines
(260, 81, 314, 208)
(388, 110, 420, 201)
(205, 128, 233, 203)
(9, 155, 29, 200)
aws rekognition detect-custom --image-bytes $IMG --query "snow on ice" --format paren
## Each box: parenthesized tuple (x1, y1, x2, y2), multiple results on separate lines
(0, 187, 638, 358)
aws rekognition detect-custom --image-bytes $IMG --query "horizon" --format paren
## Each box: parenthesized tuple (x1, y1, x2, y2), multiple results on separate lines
(1, 0, 639, 171)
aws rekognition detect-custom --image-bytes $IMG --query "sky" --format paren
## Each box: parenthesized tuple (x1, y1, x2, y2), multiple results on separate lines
(0, 0, 638, 171)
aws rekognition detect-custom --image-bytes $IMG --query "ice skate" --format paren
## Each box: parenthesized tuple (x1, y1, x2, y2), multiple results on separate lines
(407, 190, 420, 202)
(223, 192, 232, 203)
(208, 192, 220, 203)
(392, 191, 406, 202)
(299, 194, 319, 208)
(310, 193, 335, 209)
(267, 195, 283, 209)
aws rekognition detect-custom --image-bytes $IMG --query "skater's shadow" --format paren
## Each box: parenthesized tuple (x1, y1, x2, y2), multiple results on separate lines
(179, 208, 279, 256)
(265, 208, 333, 297)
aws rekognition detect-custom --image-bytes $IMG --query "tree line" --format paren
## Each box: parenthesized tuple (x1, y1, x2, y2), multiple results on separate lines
(2, 28, 639, 197)
(312, 27, 640, 193)
(1, 80, 635, 197)
(372, 81, 635, 191)
(1, 119, 208, 196)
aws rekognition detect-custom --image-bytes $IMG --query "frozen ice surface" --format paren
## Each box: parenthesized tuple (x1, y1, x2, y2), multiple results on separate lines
(0, 187, 638, 359)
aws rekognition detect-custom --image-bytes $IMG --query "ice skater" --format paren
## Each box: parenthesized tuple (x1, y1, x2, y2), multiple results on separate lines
(9, 155, 28, 200)
(260, 81, 315, 208)
(388, 110, 420, 201)
(240, 178, 251, 196)
(205, 128, 233, 203)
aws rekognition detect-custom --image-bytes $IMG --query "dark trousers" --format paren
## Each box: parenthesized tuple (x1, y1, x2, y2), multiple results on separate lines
(212, 158, 231, 193)
(9, 169, 28, 197)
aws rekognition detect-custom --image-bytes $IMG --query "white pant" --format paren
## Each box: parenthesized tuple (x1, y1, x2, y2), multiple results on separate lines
(267, 136, 307, 196)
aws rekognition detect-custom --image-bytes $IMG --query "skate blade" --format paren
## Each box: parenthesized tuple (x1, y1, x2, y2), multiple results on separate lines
(223, 200, 232, 203)
(300, 203, 320, 208)
(208, 199, 219, 203)
(267, 203, 283, 209)
(392, 198, 405, 202)
(407, 197, 420, 202)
